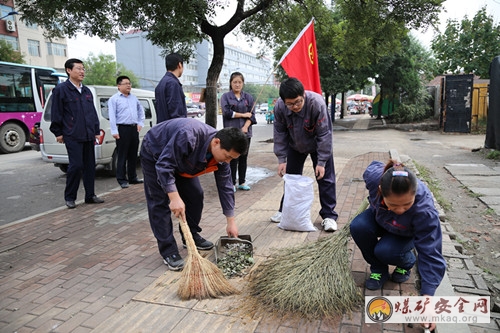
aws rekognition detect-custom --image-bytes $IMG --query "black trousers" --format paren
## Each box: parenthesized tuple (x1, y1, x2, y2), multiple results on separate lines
(116, 124, 139, 184)
(140, 144, 204, 259)
(64, 139, 96, 201)
(230, 137, 251, 185)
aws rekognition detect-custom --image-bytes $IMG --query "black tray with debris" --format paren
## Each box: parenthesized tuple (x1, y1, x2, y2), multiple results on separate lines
(215, 235, 254, 278)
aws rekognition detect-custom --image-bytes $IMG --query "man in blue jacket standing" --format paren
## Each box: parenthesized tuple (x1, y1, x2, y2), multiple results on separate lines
(50, 58, 104, 209)
(155, 53, 187, 123)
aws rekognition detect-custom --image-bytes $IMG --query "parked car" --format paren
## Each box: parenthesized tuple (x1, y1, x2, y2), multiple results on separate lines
(347, 101, 359, 114)
(186, 103, 205, 118)
(259, 103, 268, 114)
(39, 86, 156, 175)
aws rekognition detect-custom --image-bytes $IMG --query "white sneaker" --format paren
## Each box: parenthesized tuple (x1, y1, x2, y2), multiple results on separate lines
(270, 211, 282, 223)
(321, 218, 337, 232)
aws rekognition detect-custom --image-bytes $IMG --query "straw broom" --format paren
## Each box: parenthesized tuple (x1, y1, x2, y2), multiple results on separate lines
(177, 216, 239, 300)
(246, 198, 369, 318)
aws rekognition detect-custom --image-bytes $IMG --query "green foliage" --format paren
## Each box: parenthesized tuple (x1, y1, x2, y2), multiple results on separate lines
(14, 0, 444, 128)
(372, 34, 436, 121)
(0, 40, 24, 63)
(486, 150, 500, 160)
(243, 84, 279, 104)
(431, 6, 500, 78)
(333, 0, 444, 69)
(390, 85, 432, 123)
(82, 53, 140, 87)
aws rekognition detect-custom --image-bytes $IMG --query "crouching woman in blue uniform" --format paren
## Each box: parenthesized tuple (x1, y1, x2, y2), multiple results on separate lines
(140, 118, 248, 271)
(350, 160, 446, 330)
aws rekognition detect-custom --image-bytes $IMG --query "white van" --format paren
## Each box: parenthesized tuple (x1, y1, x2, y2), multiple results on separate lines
(39, 85, 156, 175)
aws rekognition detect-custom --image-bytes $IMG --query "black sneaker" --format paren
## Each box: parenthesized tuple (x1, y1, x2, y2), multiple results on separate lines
(391, 267, 411, 283)
(365, 272, 389, 290)
(182, 236, 214, 251)
(163, 254, 184, 271)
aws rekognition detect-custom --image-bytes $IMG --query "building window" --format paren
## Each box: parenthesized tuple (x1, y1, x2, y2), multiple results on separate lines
(0, 35, 19, 50)
(46, 42, 67, 57)
(0, 4, 13, 18)
(28, 39, 41, 57)
(26, 23, 38, 30)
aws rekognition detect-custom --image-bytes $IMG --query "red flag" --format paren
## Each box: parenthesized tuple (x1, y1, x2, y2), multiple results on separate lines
(278, 18, 321, 94)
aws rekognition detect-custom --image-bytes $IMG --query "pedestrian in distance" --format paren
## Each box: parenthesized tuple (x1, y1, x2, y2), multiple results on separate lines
(108, 76, 145, 189)
(49, 58, 104, 209)
(155, 52, 187, 123)
(349, 159, 446, 331)
(221, 72, 257, 192)
(270, 77, 338, 232)
(140, 118, 248, 271)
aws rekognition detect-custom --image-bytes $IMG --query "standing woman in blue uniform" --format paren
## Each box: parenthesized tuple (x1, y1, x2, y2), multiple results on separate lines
(221, 72, 257, 192)
(350, 160, 446, 331)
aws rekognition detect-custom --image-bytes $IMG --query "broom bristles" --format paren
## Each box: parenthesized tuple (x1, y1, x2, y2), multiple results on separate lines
(177, 216, 239, 300)
(246, 198, 369, 318)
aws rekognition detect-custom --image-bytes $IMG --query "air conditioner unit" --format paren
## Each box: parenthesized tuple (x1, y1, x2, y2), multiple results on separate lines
(5, 19, 16, 32)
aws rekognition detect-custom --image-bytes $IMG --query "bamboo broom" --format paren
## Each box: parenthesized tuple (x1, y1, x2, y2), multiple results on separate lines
(177, 216, 239, 300)
(246, 198, 369, 318)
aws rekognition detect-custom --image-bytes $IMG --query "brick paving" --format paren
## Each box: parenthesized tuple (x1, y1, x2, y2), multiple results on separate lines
(0, 119, 498, 332)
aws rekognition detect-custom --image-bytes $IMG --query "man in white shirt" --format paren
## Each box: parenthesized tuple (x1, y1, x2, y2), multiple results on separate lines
(108, 76, 145, 188)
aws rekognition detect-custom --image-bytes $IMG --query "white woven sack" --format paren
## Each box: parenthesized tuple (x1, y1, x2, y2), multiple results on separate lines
(278, 174, 317, 232)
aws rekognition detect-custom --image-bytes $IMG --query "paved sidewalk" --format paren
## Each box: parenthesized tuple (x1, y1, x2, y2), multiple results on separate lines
(0, 116, 498, 332)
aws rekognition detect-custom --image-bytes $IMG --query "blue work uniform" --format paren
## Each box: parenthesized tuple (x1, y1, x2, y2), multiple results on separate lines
(273, 90, 338, 220)
(350, 161, 447, 296)
(140, 118, 234, 259)
(49, 80, 100, 202)
(221, 90, 256, 186)
(154, 72, 186, 123)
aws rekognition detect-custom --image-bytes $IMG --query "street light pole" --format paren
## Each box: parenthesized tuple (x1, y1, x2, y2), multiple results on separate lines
(0, 11, 18, 20)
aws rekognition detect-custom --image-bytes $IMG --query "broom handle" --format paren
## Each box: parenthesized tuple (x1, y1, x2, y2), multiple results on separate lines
(178, 215, 197, 253)
(339, 197, 369, 237)
(354, 197, 369, 218)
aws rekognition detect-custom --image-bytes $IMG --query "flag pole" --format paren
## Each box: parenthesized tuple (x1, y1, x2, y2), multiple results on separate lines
(251, 62, 282, 113)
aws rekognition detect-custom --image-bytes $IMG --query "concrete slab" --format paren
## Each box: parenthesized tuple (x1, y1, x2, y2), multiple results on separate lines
(478, 196, 500, 206)
(454, 175, 500, 189)
(434, 273, 471, 333)
(444, 164, 500, 176)
(468, 187, 500, 196)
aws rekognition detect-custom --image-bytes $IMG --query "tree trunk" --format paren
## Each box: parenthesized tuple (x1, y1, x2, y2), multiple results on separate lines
(205, 36, 225, 128)
(340, 92, 345, 119)
(376, 86, 383, 119)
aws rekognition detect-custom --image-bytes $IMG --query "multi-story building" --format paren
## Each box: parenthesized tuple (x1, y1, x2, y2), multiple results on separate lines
(115, 30, 272, 97)
(0, 0, 68, 70)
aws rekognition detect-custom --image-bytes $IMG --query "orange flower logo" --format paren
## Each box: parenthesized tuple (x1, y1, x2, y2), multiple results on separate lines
(308, 43, 314, 65)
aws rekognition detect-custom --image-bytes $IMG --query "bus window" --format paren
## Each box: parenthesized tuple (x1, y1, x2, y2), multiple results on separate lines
(0, 61, 62, 153)
(0, 69, 35, 112)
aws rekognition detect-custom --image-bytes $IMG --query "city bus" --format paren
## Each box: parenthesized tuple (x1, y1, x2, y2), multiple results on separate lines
(0, 61, 66, 153)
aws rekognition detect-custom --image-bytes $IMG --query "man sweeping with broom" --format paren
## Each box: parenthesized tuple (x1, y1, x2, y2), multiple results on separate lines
(140, 118, 248, 271)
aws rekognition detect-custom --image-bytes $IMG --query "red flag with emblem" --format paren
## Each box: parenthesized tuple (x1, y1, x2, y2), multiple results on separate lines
(278, 18, 321, 94)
